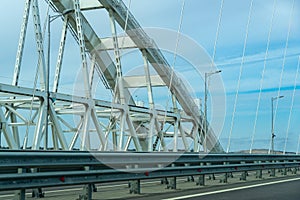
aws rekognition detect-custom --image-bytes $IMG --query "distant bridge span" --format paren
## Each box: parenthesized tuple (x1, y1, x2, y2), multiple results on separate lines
(0, 0, 223, 152)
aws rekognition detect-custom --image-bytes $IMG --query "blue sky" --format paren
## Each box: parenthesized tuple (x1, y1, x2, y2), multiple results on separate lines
(126, 0, 300, 152)
(1, 0, 300, 152)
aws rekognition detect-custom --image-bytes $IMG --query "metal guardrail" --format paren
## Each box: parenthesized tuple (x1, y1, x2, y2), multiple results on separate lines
(1, 151, 300, 199)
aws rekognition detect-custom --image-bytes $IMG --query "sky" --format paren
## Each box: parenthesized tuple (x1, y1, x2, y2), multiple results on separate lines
(0, 0, 300, 152)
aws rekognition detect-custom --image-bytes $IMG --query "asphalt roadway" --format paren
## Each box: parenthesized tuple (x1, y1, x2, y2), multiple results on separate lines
(158, 177, 300, 200)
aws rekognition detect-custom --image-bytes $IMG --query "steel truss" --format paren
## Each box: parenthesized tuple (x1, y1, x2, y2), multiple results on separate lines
(0, 0, 223, 152)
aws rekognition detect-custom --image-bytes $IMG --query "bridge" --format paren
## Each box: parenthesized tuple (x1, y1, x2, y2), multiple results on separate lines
(0, 0, 299, 199)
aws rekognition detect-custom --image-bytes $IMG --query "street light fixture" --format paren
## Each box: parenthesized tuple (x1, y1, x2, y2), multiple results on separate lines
(270, 95, 284, 154)
(45, 10, 73, 149)
(204, 70, 222, 152)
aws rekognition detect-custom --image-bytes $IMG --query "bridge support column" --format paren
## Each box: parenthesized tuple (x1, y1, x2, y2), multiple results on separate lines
(160, 177, 169, 185)
(79, 184, 92, 200)
(255, 161, 262, 178)
(208, 174, 216, 180)
(256, 169, 263, 179)
(207, 163, 215, 180)
(220, 173, 228, 183)
(292, 167, 297, 174)
(167, 177, 176, 189)
(220, 162, 229, 183)
(196, 175, 205, 186)
(14, 168, 25, 200)
(240, 162, 247, 181)
(31, 188, 44, 198)
(31, 168, 44, 198)
(282, 168, 287, 176)
(187, 176, 194, 182)
(129, 180, 141, 194)
(240, 171, 247, 181)
(270, 168, 276, 177)
(14, 190, 25, 200)
(79, 166, 92, 200)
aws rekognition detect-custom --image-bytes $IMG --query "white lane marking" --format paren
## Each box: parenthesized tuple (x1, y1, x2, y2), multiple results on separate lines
(0, 194, 14, 198)
(163, 177, 300, 200)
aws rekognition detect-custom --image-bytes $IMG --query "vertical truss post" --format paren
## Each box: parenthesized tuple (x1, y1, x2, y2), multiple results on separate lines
(173, 117, 179, 152)
(89, 54, 96, 88)
(80, 106, 91, 150)
(32, 99, 46, 150)
(13, 0, 31, 86)
(11, 114, 20, 149)
(51, 123, 58, 150)
(69, 117, 83, 150)
(148, 116, 155, 151)
(118, 111, 126, 150)
(53, 15, 69, 93)
(179, 122, 189, 151)
(31, 0, 46, 91)
(143, 50, 155, 151)
(0, 107, 17, 149)
(109, 117, 118, 151)
(109, 9, 125, 104)
(124, 135, 132, 150)
(73, 0, 91, 98)
(49, 103, 68, 150)
(154, 119, 167, 151)
(172, 94, 179, 152)
(91, 108, 106, 150)
(126, 112, 142, 151)
(142, 50, 154, 108)
(192, 124, 200, 152)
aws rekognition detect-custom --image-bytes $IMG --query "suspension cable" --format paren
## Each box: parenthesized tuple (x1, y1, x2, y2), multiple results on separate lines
(269, 0, 295, 152)
(162, 0, 185, 127)
(227, 0, 254, 153)
(212, 0, 224, 62)
(283, 56, 299, 154)
(201, 0, 224, 152)
(250, 0, 277, 154)
(273, 0, 295, 124)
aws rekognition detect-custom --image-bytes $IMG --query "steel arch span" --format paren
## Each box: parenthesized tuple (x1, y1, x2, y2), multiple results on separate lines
(0, 0, 223, 153)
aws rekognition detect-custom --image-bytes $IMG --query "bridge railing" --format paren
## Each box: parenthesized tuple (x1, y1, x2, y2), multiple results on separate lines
(0, 151, 300, 192)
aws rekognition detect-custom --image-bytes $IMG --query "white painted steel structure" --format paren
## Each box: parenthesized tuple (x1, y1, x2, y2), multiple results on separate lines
(0, 0, 223, 152)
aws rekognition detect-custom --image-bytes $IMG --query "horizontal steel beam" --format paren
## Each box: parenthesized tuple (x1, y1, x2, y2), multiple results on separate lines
(97, 36, 136, 50)
(123, 75, 165, 88)
(0, 83, 181, 119)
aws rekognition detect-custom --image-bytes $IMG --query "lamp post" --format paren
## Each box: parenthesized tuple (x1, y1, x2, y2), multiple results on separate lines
(270, 95, 284, 154)
(204, 70, 221, 152)
(44, 10, 73, 150)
